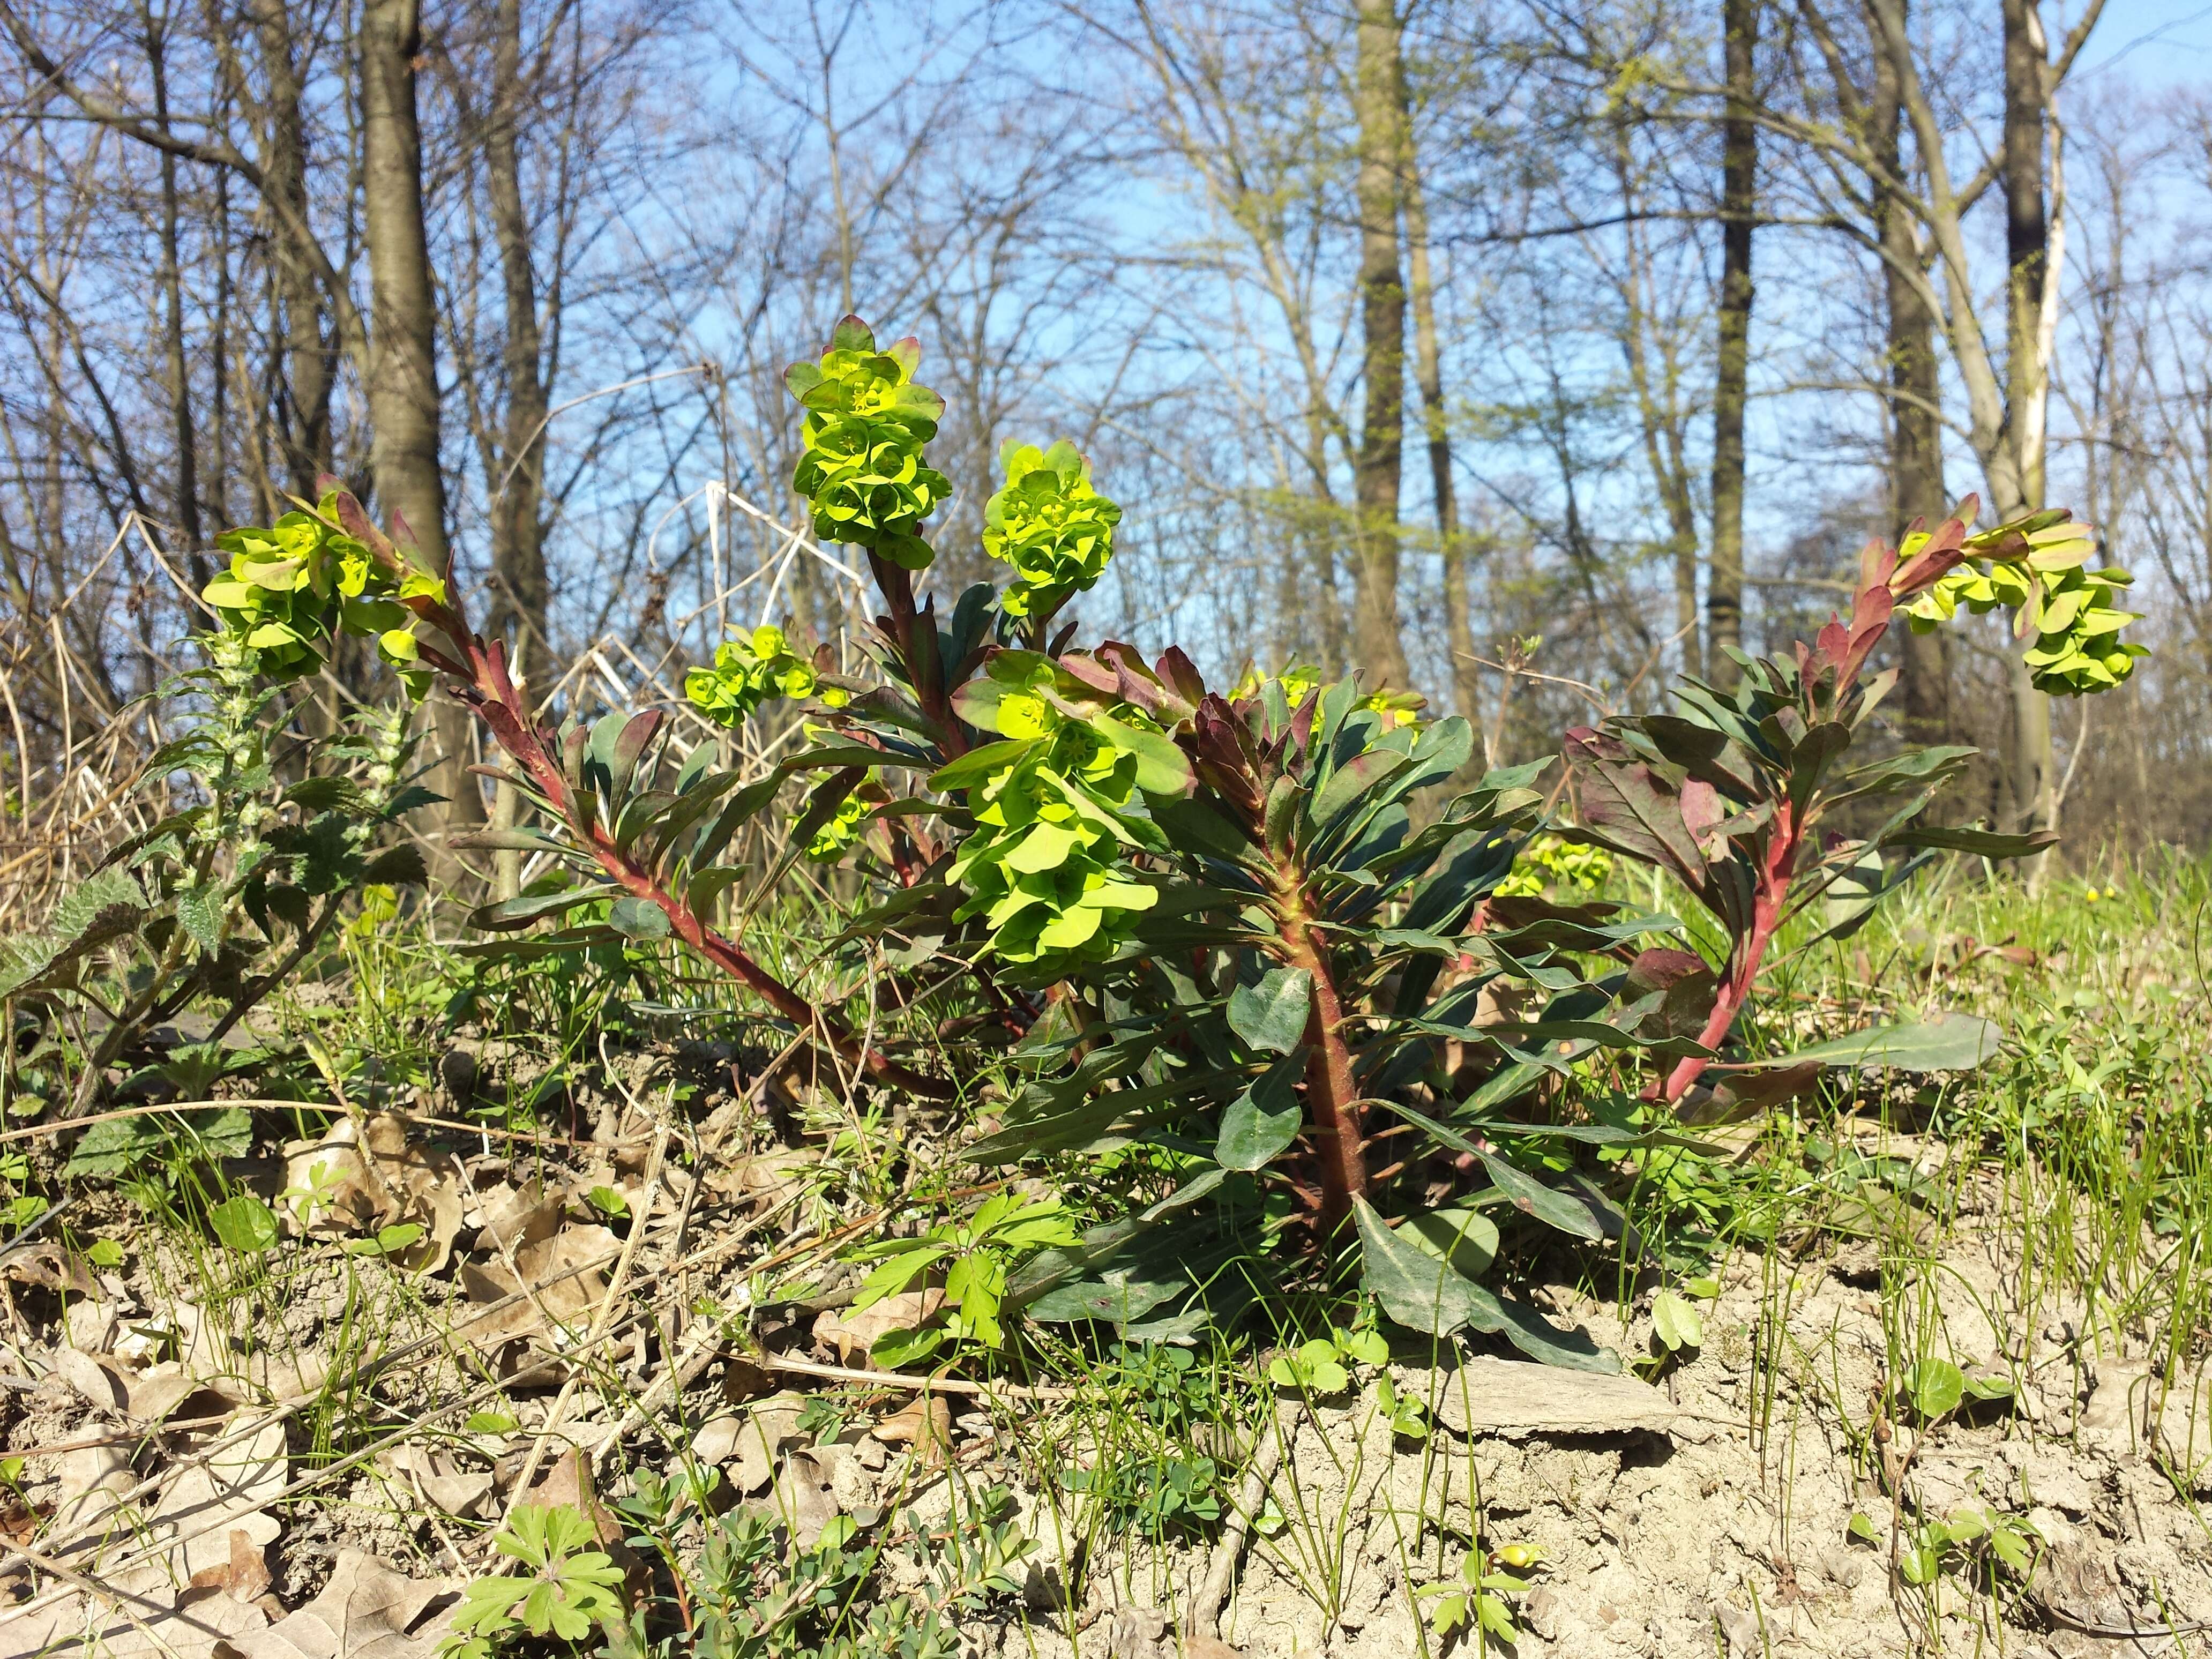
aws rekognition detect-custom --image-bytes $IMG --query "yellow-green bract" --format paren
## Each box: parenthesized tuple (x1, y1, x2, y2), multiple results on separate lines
(683, 624, 820, 729)
(784, 316, 951, 571)
(805, 777, 874, 861)
(1230, 661, 1424, 726)
(942, 672, 1163, 966)
(984, 439, 1122, 618)
(1497, 833, 1612, 898)
(198, 495, 441, 697)
(1901, 514, 2146, 694)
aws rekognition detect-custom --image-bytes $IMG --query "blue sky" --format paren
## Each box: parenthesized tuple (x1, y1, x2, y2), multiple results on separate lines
(2076, 0, 2212, 87)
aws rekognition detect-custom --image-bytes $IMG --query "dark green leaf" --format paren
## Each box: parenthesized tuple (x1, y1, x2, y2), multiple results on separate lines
(210, 1194, 278, 1254)
(1227, 968, 1311, 1054)
(1742, 1014, 2001, 1073)
(608, 897, 671, 940)
(1886, 825, 2061, 858)
(466, 885, 615, 932)
(1215, 1053, 1305, 1171)
(1356, 1200, 1617, 1371)
(361, 844, 427, 886)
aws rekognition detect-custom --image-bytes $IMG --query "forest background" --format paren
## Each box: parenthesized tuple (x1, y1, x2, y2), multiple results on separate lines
(4, 0, 2210, 893)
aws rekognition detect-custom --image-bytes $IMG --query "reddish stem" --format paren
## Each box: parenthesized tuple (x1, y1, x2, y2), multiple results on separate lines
(1659, 799, 1802, 1103)
(864, 551, 968, 759)
(1274, 878, 1366, 1242)
(368, 517, 951, 1101)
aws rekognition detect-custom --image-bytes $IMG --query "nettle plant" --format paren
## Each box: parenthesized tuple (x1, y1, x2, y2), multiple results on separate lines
(3, 634, 429, 1120)
(207, 319, 2141, 1369)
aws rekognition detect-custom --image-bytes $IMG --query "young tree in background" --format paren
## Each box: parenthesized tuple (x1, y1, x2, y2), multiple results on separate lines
(1869, 0, 1949, 744)
(1705, 0, 1757, 689)
(1351, 0, 1413, 694)
(361, 0, 480, 855)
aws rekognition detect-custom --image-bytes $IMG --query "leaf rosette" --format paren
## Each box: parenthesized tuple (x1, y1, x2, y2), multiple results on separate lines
(1902, 512, 2145, 693)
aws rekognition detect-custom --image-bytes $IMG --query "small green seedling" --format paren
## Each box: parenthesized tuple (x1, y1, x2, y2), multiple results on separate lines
(209, 1194, 278, 1254)
(1377, 1373, 1430, 1441)
(1897, 1504, 2043, 1587)
(1651, 1287, 1706, 1352)
(585, 1185, 629, 1220)
(847, 1193, 1080, 1363)
(343, 1221, 425, 1258)
(1267, 1327, 1387, 1395)
(1419, 1543, 1545, 1645)
(442, 1503, 626, 1658)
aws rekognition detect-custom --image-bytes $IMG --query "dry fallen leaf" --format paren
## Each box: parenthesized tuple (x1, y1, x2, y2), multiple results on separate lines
(148, 1411, 288, 1582)
(767, 1447, 843, 1548)
(213, 1548, 457, 1659)
(188, 1527, 273, 1603)
(0, 1578, 273, 1659)
(51, 1442, 133, 1535)
(458, 1223, 616, 1339)
(692, 1393, 808, 1495)
(3, 1240, 97, 1297)
(51, 1344, 130, 1410)
(705, 1147, 817, 1212)
(871, 1395, 952, 1455)
(376, 1444, 494, 1520)
(471, 1180, 564, 1251)
(129, 1362, 237, 1425)
(0, 1511, 283, 1659)
(281, 1125, 386, 1237)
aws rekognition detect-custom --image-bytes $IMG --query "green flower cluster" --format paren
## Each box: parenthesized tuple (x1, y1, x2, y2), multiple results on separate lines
(944, 676, 1162, 966)
(805, 775, 877, 862)
(1902, 517, 2145, 694)
(784, 317, 951, 571)
(200, 497, 440, 696)
(685, 625, 823, 730)
(1230, 662, 1424, 727)
(1497, 833, 1612, 898)
(983, 440, 1123, 618)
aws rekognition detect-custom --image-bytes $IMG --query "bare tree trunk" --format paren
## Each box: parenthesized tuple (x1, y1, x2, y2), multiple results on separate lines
(361, 0, 480, 864)
(1403, 126, 1482, 732)
(144, 4, 202, 565)
(1871, 0, 1949, 745)
(483, 0, 551, 686)
(1706, 0, 1757, 691)
(254, 1, 335, 500)
(2001, 0, 2054, 840)
(1350, 0, 1412, 694)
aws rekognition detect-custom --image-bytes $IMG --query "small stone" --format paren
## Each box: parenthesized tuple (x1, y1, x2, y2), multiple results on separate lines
(1421, 1356, 1688, 1441)
(1523, 1583, 1562, 1640)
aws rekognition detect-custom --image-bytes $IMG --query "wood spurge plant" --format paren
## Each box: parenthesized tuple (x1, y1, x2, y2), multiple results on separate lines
(197, 317, 2143, 1378)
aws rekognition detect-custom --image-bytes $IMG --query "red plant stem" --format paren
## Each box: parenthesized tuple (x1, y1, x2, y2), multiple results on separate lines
(864, 551, 968, 759)
(368, 521, 951, 1101)
(1660, 800, 1802, 1103)
(1273, 881, 1366, 1240)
